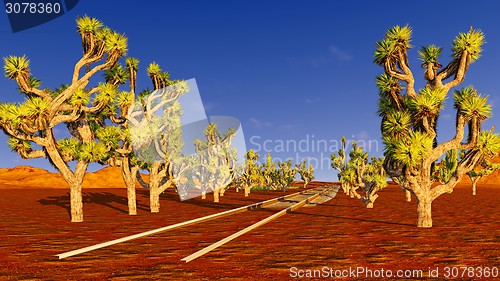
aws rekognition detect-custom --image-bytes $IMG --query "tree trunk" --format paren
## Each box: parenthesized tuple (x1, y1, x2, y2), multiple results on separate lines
(416, 195, 433, 228)
(214, 189, 220, 202)
(201, 191, 206, 199)
(471, 177, 480, 195)
(364, 193, 378, 209)
(244, 185, 250, 197)
(148, 164, 163, 213)
(406, 189, 412, 202)
(341, 183, 347, 194)
(149, 177, 160, 213)
(43, 137, 88, 222)
(150, 186, 160, 213)
(121, 160, 138, 215)
(350, 188, 360, 199)
(127, 184, 137, 215)
(70, 182, 83, 222)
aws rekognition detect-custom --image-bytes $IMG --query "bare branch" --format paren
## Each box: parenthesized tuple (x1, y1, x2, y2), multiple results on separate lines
(136, 172, 150, 189)
(431, 151, 482, 200)
(49, 110, 81, 127)
(2, 125, 47, 146)
(443, 50, 469, 91)
(384, 59, 417, 99)
(50, 60, 113, 113)
(427, 115, 472, 164)
(19, 149, 46, 159)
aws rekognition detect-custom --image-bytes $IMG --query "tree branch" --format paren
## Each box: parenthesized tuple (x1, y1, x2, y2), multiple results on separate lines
(49, 110, 81, 128)
(50, 59, 113, 113)
(19, 149, 46, 159)
(136, 172, 150, 189)
(431, 150, 482, 200)
(427, 115, 477, 164)
(2, 125, 47, 146)
(443, 50, 469, 91)
(384, 59, 417, 99)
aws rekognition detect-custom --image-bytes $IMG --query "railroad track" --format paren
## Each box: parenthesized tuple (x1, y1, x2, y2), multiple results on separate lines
(56, 184, 339, 261)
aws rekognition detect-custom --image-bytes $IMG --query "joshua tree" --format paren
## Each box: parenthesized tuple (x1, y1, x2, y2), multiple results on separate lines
(99, 57, 142, 215)
(375, 25, 500, 227)
(467, 161, 500, 195)
(296, 160, 315, 188)
(355, 157, 388, 208)
(345, 141, 368, 198)
(192, 123, 237, 202)
(0, 16, 128, 222)
(331, 137, 350, 194)
(261, 153, 276, 189)
(273, 159, 297, 191)
(237, 149, 263, 196)
(128, 71, 189, 212)
(334, 141, 387, 208)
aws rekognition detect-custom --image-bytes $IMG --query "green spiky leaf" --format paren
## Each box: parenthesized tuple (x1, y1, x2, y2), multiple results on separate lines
(8, 137, 31, 152)
(78, 142, 109, 162)
(454, 86, 491, 120)
(386, 25, 412, 49)
(147, 62, 161, 76)
(76, 16, 103, 35)
(452, 29, 485, 62)
(3, 55, 30, 79)
(57, 138, 81, 161)
(418, 45, 442, 67)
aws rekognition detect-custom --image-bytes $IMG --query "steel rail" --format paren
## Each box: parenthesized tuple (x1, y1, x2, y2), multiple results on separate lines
(181, 185, 337, 262)
(56, 185, 332, 259)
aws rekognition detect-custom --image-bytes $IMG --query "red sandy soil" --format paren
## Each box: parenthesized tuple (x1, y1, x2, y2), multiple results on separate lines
(0, 181, 499, 280)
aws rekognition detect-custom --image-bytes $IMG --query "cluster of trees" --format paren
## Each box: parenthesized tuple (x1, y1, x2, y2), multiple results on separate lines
(237, 150, 315, 196)
(0, 16, 317, 222)
(436, 149, 500, 196)
(1, 16, 134, 222)
(467, 160, 500, 196)
(0, 16, 240, 222)
(331, 137, 387, 208)
(2, 17, 498, 230)
(374, 25, 500, 227)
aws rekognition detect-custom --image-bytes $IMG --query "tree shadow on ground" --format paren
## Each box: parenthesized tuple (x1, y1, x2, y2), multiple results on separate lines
(136, 187, 250, 211)
(37, 191, 150, 218)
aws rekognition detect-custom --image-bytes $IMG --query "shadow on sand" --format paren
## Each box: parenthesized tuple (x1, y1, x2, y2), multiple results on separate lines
(37, 191, 151, 218)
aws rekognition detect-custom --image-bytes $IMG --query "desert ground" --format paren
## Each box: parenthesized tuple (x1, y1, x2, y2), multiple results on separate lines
(0, 169, 499, 280)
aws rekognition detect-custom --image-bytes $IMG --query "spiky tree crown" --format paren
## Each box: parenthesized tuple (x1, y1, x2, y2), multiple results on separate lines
(374, 25, 500, 199)
(0, 16, 133, 170)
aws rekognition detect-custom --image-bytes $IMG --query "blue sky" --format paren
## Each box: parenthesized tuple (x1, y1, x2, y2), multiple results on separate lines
(1, 1, 499, 180)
